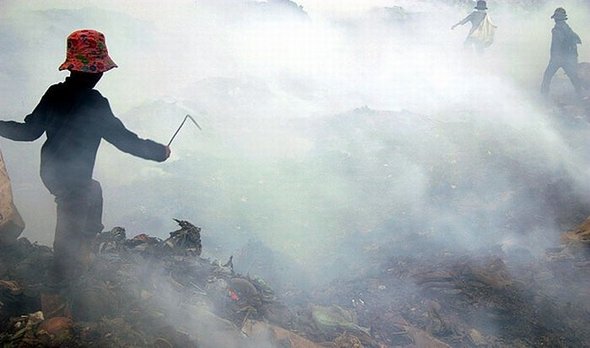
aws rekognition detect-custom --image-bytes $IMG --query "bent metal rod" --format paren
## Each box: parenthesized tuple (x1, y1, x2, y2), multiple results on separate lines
(167, 114, 202, 146)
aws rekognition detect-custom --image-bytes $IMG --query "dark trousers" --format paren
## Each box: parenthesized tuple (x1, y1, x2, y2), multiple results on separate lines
(52, 180, 104, 281)
(541, 56, 583, 96)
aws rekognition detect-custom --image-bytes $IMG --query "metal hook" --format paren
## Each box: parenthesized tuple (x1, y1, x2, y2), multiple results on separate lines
(167, 114, 202, 146)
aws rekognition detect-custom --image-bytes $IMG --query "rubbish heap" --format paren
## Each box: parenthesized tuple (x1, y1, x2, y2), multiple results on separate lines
(311, 223, 590, 348)
(3, 216, 590, 347)
(0, 220, 385, 348)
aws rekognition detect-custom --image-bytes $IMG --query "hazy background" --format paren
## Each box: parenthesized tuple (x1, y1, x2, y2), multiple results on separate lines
(1, 0, 590, 287)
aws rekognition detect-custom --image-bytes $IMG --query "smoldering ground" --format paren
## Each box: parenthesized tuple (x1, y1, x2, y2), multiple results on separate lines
(1, 0, 590, 310)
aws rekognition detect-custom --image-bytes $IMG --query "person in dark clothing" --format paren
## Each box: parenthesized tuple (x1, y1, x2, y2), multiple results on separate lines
(541, 8, 583, 97)
(0, 29, 170, 283)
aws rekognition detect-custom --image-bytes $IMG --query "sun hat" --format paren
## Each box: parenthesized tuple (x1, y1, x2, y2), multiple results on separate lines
(475, 1, 488, 10)
(58, 29, 117, 73)
(551, 8, 568, 21)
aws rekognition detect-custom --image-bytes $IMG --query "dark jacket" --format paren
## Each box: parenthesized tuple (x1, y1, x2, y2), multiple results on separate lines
(0, 77, 167, 194)
(551, 21, 582, 58)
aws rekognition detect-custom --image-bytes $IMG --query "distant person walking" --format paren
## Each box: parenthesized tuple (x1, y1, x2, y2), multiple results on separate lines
(451, 1, 496, 54)
(540, 8, 583, 97)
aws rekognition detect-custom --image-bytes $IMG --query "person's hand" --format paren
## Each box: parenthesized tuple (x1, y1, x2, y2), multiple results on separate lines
(164, 145, 171, 160)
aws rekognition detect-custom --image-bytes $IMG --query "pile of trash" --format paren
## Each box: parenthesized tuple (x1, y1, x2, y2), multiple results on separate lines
(0, 220, 393, 348)
(3, 216, 590, 347)
(310, 223, 590, 348)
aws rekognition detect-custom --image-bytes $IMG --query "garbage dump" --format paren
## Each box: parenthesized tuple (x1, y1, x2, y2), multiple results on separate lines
(2, 216, 590, 347)
(1, 220, 375, 348)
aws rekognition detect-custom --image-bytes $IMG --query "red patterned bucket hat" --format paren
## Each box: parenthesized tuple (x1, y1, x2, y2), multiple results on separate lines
(58, 29, 117, 73)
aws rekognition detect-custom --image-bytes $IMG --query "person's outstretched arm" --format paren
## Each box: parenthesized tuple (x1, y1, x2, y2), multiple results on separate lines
(451, 12, 473, 30)
(100, 98, 169, 162)
(0, 95, 47, 141)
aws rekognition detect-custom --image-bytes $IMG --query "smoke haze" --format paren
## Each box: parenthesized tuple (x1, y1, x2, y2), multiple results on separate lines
(1, 0, 590, 288)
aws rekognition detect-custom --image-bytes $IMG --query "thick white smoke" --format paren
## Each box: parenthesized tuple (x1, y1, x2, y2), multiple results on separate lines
(1, 0, 590, 287)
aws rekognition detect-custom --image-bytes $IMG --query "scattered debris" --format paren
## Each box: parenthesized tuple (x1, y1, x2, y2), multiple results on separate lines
(311, 304, 371, 341)
(561, 215, 590, 246)
(163, 219, 202, 256)
(2, 216, 590, 347)
(243, 320, 324, 348)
